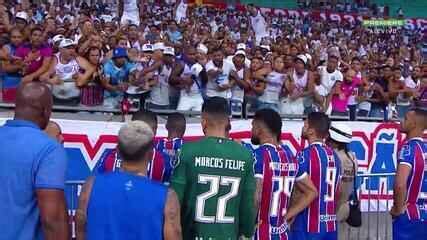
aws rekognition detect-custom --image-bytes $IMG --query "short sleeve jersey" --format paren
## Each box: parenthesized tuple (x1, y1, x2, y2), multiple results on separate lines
(293, 142, 341, 233)
(398, 137, 427, 221)
(170, 137, 257, 239)
(253, 143, 298, 240)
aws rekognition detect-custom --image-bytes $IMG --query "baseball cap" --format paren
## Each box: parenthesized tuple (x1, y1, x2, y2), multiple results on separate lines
(59, 38, 76, 48)
(163, 46, 175, 56)
(113, 48, 128, 59)
(234, 50, 246, 57)
(236, 43, 246, 50)
(260, 45, 270, 51)
(197, 43, 208, 55)
(153, 42, 165, 51)
(296, 54, 308, 65)
(142, 44, 154, 52)
(15, 11, 28, 23)
(52, 34, 65, 44)
(329, 122, 352, 143)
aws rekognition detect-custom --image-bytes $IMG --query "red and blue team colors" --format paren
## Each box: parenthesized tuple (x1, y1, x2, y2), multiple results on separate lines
(95, 147, 173, 184)
(253, 143, 298, 240)
(291, 142, 341, 240)
(393, 137, 427, 240)
(156, 137, 183, 167)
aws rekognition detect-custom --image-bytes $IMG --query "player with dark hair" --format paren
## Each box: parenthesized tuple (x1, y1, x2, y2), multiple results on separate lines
(289, 112, 341, 240)
(95, 110, 173, 184)
(391, 108, 427, 240)
(251, 109, 317, 239)
(156, 113, 186, 167)
(170, 97, 257, 239)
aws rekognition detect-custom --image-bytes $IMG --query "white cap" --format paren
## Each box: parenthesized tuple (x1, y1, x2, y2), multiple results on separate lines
(16, 11, 28, 22)
(52, 34, 65, 44)
(197, 43, 208, 55)
(153, 42, 165, 51)
(163, 46, 175, 56)
(59, 38, 76, 48)
(236, 43, 246, 50)
(234, 50, 246, 57)
(305, 53, 312, 61)
(296, 54, 308, 65)
(142, 44, 153, 52)
(329, 122, 352, 143)
(260, 45, 270, 51)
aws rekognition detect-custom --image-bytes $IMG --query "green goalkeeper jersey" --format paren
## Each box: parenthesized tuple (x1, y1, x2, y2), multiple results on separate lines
(170, 136, 257, 240)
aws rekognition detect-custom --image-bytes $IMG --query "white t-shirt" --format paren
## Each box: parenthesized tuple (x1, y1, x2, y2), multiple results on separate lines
(150, 65, 172, 106)
(317, 66, 343, 96)
(250, 11, 268, 44)
(231, 68, 245, 102)
(52, 54, 80, 99)
(205, 60, 235, 99)
(259, 71, 285, 104)
(175, 0, 188, 24)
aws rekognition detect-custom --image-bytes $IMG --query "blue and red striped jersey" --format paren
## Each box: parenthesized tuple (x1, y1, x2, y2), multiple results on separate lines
(293, 142, 341, 233)
(253, 143, 298, 240)
(398, 137, 427, 221)
(95, 148, 173, 184)
(156, 138, 183, 167)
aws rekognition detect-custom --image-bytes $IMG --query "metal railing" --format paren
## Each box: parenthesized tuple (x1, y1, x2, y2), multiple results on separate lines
(343, 173, 395, 240)
(66, 172, 396, 240)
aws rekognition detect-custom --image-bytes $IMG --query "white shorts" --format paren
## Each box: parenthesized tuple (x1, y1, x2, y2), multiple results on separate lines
(177, 92, 203, 112)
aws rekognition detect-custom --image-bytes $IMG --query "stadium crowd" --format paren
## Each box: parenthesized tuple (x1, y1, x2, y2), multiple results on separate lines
(0, 0, 426, 120)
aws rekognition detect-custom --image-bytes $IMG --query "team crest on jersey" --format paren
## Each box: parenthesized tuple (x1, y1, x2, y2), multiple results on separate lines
(399, 144, 411, 160)
(172, 149, 181, 168)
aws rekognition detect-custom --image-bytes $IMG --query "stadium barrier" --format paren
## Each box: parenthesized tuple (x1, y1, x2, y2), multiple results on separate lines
(65, 172, 396, 239)
(343, 173, 395, 240)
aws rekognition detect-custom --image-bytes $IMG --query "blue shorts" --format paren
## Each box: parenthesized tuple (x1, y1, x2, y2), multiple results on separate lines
(289, 230, 337, 240)
(393, 213, 427, 240)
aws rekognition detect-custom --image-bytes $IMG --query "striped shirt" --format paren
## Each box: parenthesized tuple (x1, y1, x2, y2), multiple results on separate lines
(398, 137, 427, 221)
(254, 143, 298, 240)
(293, 142, 341, 233)
(95, 148, 172, 184)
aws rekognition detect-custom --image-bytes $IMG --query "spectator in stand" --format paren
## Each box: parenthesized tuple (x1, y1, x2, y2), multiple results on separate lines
(280, 54, 314, 115)
(41, 38, 94, 105)
(76, 121, 182, 240)
(101, 47, 136, 109)
(205, 46, 235, 103)
(80, 47, 105, 106)
(16, 27, 53, 83)
(147, 45, 174, 110)
(331, 68, 362, 118)
(255, 55, 286, 113)
(176, 46, 205, 112)
(357, 67, 386, 117)
(244, 56, 264, 114)
(1, 28, 24, 102)
(315, 55, 343, 113)
(229, 50, 249, 115)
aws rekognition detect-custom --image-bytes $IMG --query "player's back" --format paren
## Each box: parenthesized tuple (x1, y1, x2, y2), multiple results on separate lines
(253, 144, 298, 240)
(400, 138, 427, 221)
(171, 136, 256, 239)
(293, 143, 341, 234)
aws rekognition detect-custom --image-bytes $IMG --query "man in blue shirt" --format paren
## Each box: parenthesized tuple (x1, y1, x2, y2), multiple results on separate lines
(0, 82, 69, 240)
(101, 47, 137, 109)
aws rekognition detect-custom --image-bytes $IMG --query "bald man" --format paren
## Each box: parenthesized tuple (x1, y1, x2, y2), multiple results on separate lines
(0, 82, 69, 240)
(45, 121, 64, 144)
